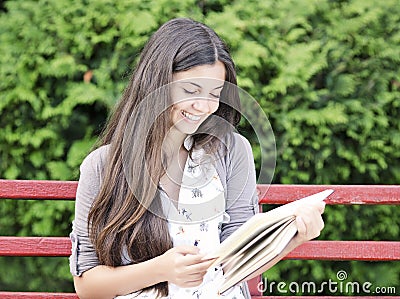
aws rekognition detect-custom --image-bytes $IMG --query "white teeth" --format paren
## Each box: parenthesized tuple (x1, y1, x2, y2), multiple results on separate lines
(182, 111, 201, 121)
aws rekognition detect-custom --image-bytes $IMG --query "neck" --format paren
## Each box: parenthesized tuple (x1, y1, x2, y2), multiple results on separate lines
(163, 128, 187, 157)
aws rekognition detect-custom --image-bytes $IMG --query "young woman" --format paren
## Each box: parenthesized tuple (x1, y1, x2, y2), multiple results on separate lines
(69, 18, 325, 299)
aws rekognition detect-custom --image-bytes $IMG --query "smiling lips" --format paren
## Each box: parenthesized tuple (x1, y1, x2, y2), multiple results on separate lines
(182, 110, 202, 122)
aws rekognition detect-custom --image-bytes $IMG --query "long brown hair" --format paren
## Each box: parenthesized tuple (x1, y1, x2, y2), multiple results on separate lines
(88, 18, 240, 296)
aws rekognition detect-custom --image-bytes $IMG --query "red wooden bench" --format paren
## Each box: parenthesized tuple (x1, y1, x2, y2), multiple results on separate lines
(0, 180, 399, 299)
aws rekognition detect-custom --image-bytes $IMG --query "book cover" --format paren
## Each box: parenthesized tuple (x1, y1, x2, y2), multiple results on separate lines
(203, 189, 334, 294)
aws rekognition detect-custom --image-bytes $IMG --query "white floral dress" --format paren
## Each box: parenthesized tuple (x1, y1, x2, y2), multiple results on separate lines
(116, 141, 245, 299)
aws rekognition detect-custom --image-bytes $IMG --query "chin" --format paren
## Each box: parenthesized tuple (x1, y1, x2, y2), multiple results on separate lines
(182, 128, 199, 135)
(175, 124, 201, 135)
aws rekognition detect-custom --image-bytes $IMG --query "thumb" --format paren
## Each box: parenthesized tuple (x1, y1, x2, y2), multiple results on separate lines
(303, 201, 326, 215)
(314, 201, 326, 214)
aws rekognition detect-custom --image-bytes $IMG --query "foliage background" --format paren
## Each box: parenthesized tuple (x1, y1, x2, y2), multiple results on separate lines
(0, 0, 399, 295)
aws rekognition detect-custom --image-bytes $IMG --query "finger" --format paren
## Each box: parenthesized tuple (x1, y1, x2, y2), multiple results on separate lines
(174, 245, 200, 256)
(186, 270, 207, 278)
(201, 255, 217, 261)
(183, 256, 215, 271)
(174, 276, 204, 288)
(182, 279, 204, 288)
(178, 256, 211, 272)
(195, 258, 216, 270)
(177, 269, 207, 286)
(305, 214, 324, 238)
(296, 216, 307, 235)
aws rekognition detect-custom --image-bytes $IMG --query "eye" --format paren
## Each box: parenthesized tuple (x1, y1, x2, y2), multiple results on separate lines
(183, 88, 199, 95)
(210, 93, 220, 99)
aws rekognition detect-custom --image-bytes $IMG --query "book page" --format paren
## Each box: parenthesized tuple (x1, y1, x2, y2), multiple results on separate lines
(219, 221, 298, 294)
(219, 216, 294, 270)
(204, 206, 296, 264)
(223, 217, 296, 277)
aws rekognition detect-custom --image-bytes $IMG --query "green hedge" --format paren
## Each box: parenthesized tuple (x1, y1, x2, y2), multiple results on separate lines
(0, 0, 399, 295)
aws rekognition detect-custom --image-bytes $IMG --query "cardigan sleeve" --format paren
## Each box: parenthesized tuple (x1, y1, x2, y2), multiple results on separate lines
(219, 133, 259, 243)
(69, 146, 109, 276)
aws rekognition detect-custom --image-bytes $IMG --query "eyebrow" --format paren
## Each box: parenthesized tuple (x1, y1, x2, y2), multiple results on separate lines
(181, 81, 224, 90)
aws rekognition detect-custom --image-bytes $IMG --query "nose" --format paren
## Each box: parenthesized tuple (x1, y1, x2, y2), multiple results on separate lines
(192, 98, 212, 113)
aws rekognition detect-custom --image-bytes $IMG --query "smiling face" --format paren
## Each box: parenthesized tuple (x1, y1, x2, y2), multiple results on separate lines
(170, 61, 226, 137)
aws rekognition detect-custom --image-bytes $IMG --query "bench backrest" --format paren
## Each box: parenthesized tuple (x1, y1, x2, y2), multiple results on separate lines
(0, 180, 399, 299)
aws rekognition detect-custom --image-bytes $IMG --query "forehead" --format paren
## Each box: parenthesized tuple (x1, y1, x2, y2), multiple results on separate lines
(172, 61, 226, 87)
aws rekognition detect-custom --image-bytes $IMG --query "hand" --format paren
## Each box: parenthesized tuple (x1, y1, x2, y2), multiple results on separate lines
(158, 246, 215, 288)
(293, 201, 325, 245)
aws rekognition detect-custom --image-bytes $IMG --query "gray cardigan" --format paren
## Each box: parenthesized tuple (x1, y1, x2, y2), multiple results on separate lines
(69, 132, 259, 298)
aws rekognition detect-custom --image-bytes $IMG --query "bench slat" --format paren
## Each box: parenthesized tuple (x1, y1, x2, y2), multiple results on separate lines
(287, 240, 400, 261)
(1, 180, 399, 298)
(0, 180, 77, 200)
(0, 292, 78, 299)
(1, 237, 399, 261)
(0, 294, 392, 299)
(258, 184, 400, 205)
(1, 180, 399, 205)
(251, 297, 397, 299)
(0, 237, 71, 257)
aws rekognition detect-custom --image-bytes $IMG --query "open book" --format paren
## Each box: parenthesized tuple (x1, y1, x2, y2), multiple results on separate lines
(203, 189, 334, 294)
